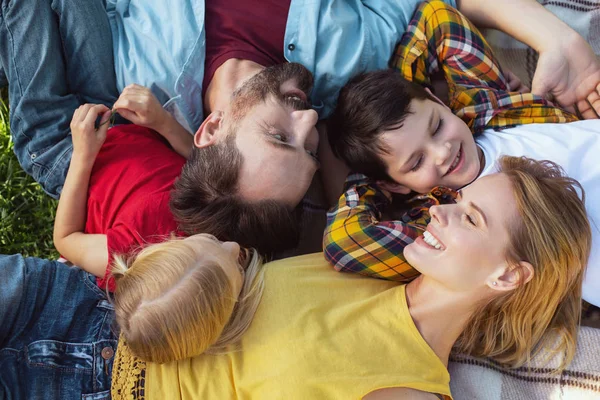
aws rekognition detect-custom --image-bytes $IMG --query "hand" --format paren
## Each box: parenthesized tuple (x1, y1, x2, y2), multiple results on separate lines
(70, 104, 111, 159)
(504, 69, 529, 93)
(113, 84, 169, 131)
(532, 32, 600, 119)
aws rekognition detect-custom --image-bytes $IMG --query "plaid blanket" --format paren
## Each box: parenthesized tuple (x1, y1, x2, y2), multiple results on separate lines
(449, 326, 600, 399)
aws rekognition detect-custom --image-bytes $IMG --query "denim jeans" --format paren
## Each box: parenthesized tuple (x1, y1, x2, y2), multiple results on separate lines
(0, 255, 118, 399)
(0, 0, 118, 199)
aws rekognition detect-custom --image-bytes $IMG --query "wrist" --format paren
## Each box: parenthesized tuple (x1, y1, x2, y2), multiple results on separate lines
(70, 151, 97, 171)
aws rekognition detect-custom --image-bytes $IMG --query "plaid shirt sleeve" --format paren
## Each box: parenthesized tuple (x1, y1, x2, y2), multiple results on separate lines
(323, 174, 459, 281)
(391, 0, 578, 134)
(323, 174, 423, 282)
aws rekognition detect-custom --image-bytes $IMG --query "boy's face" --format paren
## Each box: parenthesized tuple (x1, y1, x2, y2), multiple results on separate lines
(379, 98, 481, 194)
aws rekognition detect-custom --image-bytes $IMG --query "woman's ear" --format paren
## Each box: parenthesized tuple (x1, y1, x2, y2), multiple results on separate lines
(194, 111, 223, 148)
(377, 180, 411, 195)
(488, 261, 534, 291)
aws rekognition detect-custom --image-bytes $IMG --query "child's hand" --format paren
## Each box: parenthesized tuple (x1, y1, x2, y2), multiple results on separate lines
(70, 104, 111, 160)
(113, 84, 170, 131)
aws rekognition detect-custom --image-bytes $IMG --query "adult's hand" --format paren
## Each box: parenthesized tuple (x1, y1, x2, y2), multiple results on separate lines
(532, 32, 600, 119)
(457, 0, 600, 118)
(113, 84, 170, 131)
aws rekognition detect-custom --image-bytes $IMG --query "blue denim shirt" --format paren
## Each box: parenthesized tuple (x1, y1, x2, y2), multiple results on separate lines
(106, 0, 455, 132)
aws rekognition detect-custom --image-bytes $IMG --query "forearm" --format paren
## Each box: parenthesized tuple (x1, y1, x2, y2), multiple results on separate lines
(323, 177, 421, 281)
(53, 153, 94, 245)
(155, 113, 194, 158)
(456, 0, 574, 52)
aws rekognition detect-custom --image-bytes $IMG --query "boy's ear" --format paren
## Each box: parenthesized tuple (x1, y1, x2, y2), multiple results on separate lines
(194, 111, 223, 148)
(424, 87, 450, 109)
(377, 180, 412, 195)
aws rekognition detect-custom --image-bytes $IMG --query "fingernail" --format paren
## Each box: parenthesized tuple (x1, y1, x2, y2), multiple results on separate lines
(100, 111, 112, 124)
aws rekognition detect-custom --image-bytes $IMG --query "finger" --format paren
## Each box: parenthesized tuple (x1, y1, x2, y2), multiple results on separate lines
(562, 103, 577, 116)
(588, 86, 600, 118)
(578, 95, 600, 120)
(114, 108, 138, 121)
(82, 104, 110, 127)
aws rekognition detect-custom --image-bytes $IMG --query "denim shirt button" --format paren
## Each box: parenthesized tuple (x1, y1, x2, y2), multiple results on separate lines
(101, 346, 114, 360)
(31, 153, 36, 159)
(287, 43, 296, 51)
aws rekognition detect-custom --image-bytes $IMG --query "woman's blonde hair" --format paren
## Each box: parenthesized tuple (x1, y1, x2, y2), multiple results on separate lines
(111, 237, 265, 364)
(455, 156, 591, 370)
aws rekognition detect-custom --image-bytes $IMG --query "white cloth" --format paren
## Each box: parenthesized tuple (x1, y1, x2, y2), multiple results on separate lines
(476, 120, 600, 306)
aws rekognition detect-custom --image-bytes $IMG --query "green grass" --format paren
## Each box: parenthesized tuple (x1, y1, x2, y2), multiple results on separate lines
(0, 88, 59, 258)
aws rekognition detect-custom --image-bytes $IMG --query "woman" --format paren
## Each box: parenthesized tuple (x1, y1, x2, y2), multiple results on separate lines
(2, 155, 586, 399)
(117, 156, 589, 400)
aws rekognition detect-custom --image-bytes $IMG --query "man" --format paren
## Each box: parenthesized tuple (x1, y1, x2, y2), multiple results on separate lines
(2, 0, 599, 254)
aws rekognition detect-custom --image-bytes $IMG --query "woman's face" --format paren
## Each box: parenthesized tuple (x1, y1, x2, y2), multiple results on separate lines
(184, 234, 245, 296)
(404, 173, 519, 292)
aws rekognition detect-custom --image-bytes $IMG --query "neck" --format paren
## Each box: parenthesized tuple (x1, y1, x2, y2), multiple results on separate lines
(204, 59, 265, 114)
(476, 144, 486, 175)
(405, 276, 479, 366)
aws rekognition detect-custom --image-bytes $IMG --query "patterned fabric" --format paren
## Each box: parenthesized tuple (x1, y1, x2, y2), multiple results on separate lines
(111, 336, 146, 400)
(324, 0, 577, 280)
(392, 0, 578, 134)
(323, 174, 456, 280)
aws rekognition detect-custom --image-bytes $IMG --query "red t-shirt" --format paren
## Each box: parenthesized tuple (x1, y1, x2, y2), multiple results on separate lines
(85, 124, 186, 291)
(202, 0, 291, 96)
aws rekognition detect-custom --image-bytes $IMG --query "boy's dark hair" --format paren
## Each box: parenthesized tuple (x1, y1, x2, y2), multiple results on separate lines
(327, 69, 435, 182)
(170, 135, 300, 255)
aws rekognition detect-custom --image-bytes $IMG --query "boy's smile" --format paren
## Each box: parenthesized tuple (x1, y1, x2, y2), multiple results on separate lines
(379, 98, 483, 194)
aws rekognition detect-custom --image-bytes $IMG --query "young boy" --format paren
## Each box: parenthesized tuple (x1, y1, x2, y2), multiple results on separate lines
(323, 0, 600, 307)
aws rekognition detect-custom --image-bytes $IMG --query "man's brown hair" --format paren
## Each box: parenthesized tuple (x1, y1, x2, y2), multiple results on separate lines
(170, 135, 300, 255)
(327, 69, 435, 181)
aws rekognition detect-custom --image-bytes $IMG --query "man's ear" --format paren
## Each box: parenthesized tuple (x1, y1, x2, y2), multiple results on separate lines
(194, 111, 223, 148)
(424, 87, 450, 109)
(487, 261, 534, 292)
(377, 180, 411, 195)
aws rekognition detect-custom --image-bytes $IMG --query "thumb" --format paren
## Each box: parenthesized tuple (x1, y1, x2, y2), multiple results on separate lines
(530, 72, 553, 101)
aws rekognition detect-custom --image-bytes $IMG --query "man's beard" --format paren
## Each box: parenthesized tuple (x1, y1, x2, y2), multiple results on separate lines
(228, 62, 314, 120)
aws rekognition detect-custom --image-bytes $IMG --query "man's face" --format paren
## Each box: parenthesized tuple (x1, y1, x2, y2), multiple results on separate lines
(380, 98, 481, 194)
(224, 63, 320, 207)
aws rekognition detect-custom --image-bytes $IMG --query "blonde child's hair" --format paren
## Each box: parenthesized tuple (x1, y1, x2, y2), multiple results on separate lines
(111, 237, 265, 363)
(455, 156, 592, 371)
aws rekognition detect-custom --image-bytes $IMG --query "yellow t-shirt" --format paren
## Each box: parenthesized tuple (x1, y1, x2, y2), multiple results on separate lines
(145, 253, 451, 399)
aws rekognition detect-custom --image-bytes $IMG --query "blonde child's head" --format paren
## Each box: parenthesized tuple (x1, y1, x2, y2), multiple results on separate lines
(112, 234, 264, 363)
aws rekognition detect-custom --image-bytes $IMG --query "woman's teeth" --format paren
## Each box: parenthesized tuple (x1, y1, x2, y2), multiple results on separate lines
(423, 231, 443, 250)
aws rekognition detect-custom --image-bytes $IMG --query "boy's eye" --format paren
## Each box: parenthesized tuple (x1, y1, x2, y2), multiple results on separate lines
(410, 155, 423, 172)
(464, 213, 476, 226)
(433, 118, 444, 136)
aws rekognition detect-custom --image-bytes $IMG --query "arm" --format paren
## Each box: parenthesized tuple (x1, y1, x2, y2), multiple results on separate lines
(53, 104, 110, 277)
(113, 84, 194, 158)
(322, 175, 422, 282)
(456, 0, 600, 118)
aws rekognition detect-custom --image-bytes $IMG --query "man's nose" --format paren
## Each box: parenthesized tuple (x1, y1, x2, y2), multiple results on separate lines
(291, 108, 319, 142)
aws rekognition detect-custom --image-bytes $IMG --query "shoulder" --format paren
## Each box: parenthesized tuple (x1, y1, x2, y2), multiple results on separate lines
(364, 387, 442, 400)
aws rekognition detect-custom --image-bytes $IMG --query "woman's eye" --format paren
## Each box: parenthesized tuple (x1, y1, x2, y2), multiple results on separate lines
(411, 156, 423, 172)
